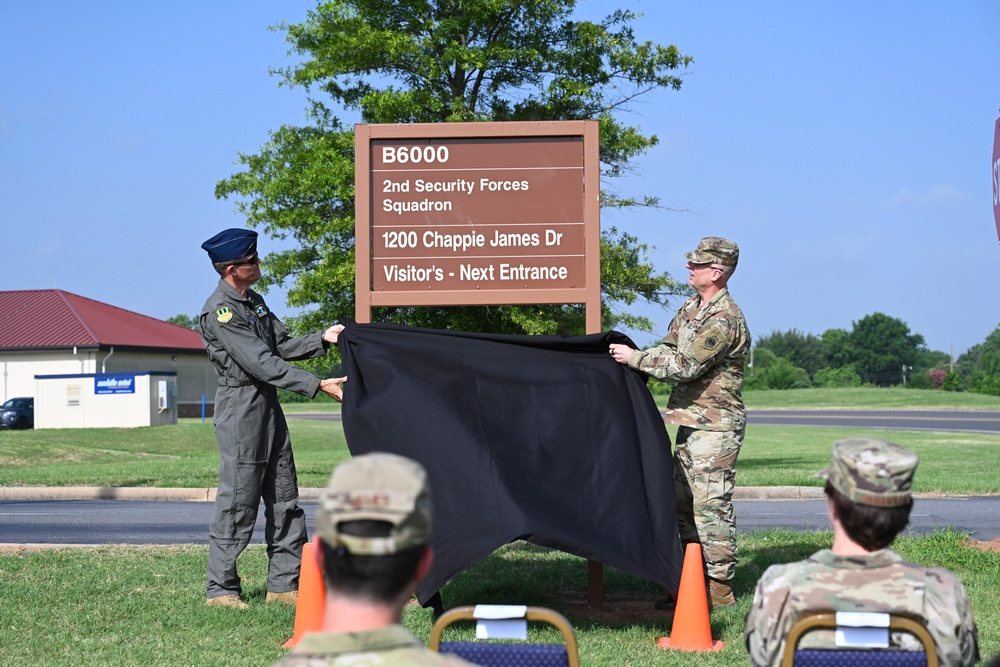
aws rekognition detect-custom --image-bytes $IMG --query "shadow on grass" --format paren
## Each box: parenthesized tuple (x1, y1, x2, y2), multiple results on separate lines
(434, 541, 670, 632)
(432, 535, 831, 634)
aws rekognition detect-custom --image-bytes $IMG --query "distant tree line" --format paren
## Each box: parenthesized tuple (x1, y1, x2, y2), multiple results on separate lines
(748, 311, 1000, 394)
(169, 309, 1000, 396)
(167, 314, 199, 331)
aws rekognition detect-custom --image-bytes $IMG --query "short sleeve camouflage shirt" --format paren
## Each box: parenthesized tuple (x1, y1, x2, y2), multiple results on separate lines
(273, 626, 473, 667)
(628, 287, 750, 430)
(744, 549, 979, 667)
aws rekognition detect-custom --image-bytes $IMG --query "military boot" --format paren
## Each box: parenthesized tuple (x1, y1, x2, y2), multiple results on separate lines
(653, 594, 676, 612)
(265, 590, 298, 605)
(707, 578, 735, 609)
(206, 594, 249, 609)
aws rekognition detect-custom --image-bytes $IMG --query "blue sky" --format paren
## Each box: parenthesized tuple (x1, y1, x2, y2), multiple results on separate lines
(2, 1, 998, 359)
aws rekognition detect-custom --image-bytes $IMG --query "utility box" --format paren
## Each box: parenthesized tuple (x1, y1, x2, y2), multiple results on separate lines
(34, 371, 179, 428)
(157, 379, 176, 411)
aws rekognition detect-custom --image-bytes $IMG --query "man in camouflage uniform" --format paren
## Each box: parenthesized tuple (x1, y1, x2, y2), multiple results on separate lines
(610, 237, 750, 609)
(200, 228, 347, 609)
(745, 438, 979, 667)
(273, 452, 472, 667)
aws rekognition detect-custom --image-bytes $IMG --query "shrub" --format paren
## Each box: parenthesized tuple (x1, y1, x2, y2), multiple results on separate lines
(905, 372, 934, 390)
(969, 371, 1000, 396)
(647, 379, 673, 396)
(277, 388, 341, 404)
(942, 372, 964, 392)
(813, 366, 862, 388)
(746, 357, 810, 390)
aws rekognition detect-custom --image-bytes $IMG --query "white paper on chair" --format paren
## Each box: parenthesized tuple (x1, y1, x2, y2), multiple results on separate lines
(476, 619, 528, 640)
(472, 604, 528, 620)
(834, 611, 890, 648)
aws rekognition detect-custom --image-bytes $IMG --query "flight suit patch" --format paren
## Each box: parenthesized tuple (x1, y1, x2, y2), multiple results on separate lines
(255, 304, 269, 317)
(216, 307, 233, 324)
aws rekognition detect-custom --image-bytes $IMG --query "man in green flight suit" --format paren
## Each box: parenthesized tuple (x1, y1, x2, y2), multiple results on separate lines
(610, 237, 751, 609)
(200, 227, 346, 608)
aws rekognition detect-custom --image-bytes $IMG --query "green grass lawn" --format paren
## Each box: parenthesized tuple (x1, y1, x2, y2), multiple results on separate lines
(1, 386, 998, 664)
(0, 419, 352, 489)
(295, 386, 1000, 412)
(1, 530, 996, 666)
(741, 386, 1000, 410)
(2, 415, 997, 494)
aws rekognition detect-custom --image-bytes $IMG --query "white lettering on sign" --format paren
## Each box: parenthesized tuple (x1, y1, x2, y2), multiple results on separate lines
(96, 378, 133, 388)
(499, 264, 569, 280)
(459, 264, 495, 280)
(479, 178, 529, 192)
(382, 145, 450, 164)
(414, 178, 476, 195)
(423, 230, 485, 252)
(382, 199, 454, 215)
(545, 229, 563, 246)
(382, 179, 410, 193)
(490, 230, 539, 247)
(382, 264, 444, 282)
(382, 231, 419, 248)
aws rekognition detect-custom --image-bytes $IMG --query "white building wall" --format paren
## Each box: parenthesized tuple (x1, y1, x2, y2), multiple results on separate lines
(1, 350, 99, 403)
(102, 351, 217, 406)
(2, 349, 217, 417)
(35, 372, 178, 429)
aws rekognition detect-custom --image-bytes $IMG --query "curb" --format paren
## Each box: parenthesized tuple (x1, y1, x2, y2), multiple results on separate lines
(0, 486, 820, 502)
(734, 486, 825, 500)
(0, 487, 217, 502)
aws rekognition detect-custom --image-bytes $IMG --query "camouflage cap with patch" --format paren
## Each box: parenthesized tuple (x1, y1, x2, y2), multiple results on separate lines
(684, 237, 739, 268)
(316, 452, 432, 555)
(817, 437, 917, 507)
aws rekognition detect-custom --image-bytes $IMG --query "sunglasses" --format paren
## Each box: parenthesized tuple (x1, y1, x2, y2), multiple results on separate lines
(229, 253, 259, 267)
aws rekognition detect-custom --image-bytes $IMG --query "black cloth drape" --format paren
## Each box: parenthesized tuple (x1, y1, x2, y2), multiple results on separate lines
(337, 321, 683, 603)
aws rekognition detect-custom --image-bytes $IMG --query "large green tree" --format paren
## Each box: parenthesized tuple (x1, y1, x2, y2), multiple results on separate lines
(844, 312, 926, 386)
(958, 324, 1000, 395)
(754, 329, 827, 378)
(216, 0, 693, 336)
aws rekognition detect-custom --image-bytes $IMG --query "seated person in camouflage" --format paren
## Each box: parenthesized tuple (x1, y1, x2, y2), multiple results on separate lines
(274, 452, 471, 667)
(745, 438, 979, 667)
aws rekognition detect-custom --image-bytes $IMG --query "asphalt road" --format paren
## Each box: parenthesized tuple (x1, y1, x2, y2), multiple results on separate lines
(747, 409, 1000, 434)
(290, 409, 1000, 434)
(2, 496, 997, 546)
(2, 410, 995, 547)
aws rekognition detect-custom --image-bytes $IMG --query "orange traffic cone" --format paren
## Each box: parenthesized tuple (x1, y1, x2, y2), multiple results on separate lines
(282, 541, 326, 649)
(656, 543, 724, 652)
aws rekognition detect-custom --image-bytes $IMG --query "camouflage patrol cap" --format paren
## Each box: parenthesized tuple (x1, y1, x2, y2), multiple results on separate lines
(818, 437, 917, 507)
(685, 237, 739, 268)
(316, 452, 433, 555)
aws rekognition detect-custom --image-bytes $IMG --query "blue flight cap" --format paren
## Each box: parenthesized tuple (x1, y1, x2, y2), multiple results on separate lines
(201, 228, 258, 263)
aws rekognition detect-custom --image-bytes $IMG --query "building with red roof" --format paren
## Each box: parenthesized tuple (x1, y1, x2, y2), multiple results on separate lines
(0, 289, 216, 417)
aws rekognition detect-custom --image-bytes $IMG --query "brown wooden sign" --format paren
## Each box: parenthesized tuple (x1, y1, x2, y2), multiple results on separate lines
(355, 121, 601, 332)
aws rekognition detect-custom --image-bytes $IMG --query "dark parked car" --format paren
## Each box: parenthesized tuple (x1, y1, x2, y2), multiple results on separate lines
(0, 397, 34, 430)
